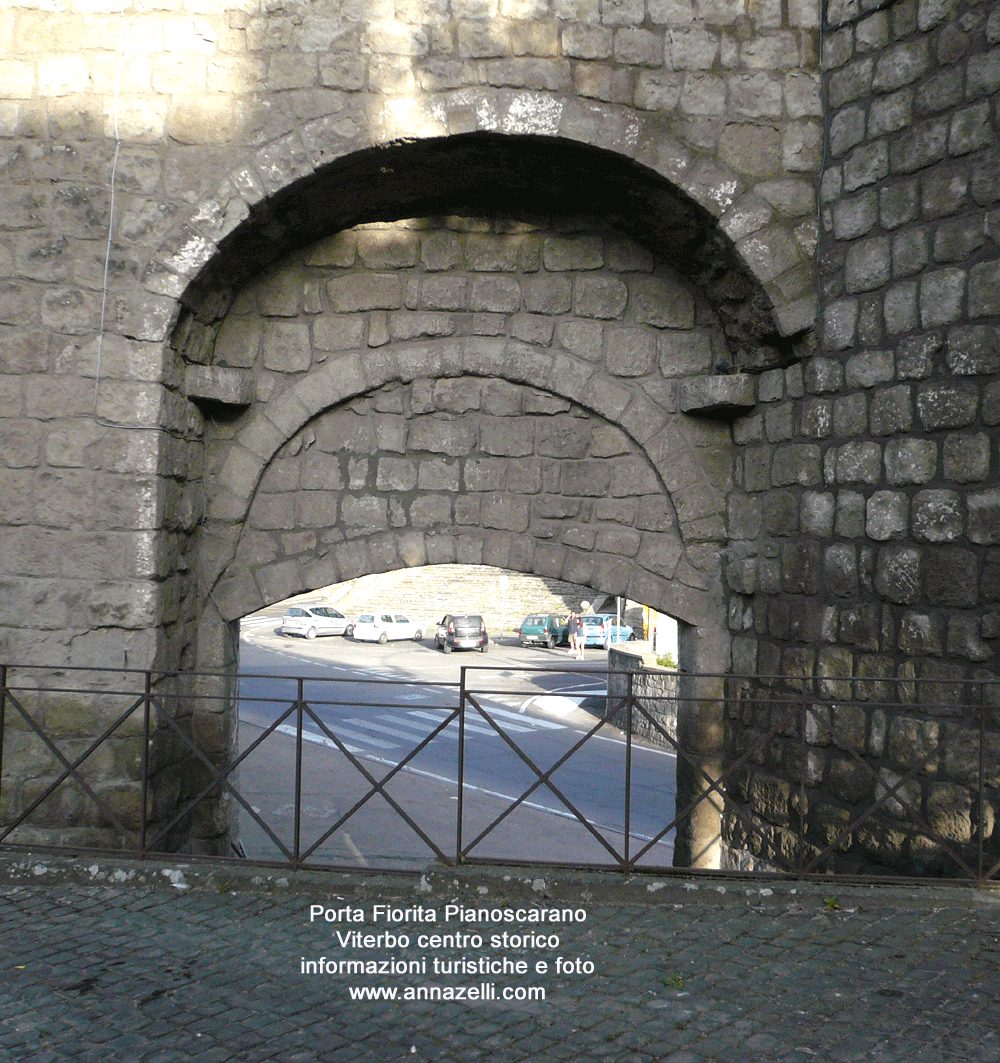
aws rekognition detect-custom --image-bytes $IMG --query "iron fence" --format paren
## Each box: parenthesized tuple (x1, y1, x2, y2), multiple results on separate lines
(0, 662, 997, 883)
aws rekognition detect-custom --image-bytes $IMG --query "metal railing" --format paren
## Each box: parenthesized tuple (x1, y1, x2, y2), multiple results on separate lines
(1, 663, 997, 883)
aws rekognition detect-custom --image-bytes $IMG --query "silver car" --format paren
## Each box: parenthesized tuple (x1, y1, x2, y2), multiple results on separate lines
(281, 605, 351, 639)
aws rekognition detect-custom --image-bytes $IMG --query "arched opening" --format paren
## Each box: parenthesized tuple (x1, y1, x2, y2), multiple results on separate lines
(173, 133, 788, 373)
(162, 134, 780, 866)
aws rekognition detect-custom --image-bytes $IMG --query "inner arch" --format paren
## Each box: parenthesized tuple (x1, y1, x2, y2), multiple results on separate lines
(178, 133, 782, 368)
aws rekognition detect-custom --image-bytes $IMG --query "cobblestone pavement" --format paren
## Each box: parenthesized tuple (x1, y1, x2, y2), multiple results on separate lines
(1, 853, 999, 1063)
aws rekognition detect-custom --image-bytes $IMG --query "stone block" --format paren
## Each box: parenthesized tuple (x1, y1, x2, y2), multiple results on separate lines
(884, 437, 936, 485)
(873, 40, 929, 92)
(934, 218, 985, 265)
(870, 385, 912, 435)
(835, 491, 866, 537)
(388, 312, 455, 341)
(843, 141, 889, 192)
(327, 274, 403, 312)
(875, 545, 921, 605)
(923, 546, 978, 608)
(942, 433, 989, 484)
(921, 170, 969, 221)
(573, 276, 627, 319)
(986, 379, 1000, 426)
(896, 334, 938, 381)
(844, 349, 893, 389)
(834, 393, 868, 436)
(869, 87, 912, 136)
(801, 398, 832, 438)
(944, 319, 999, 373)
(469, 276, 521, 313)
(605, 327, 656, 376)
(967, 49, 1000, 98)
(883, 282, 917, 335)
(833, 190, 877, 240)
(522, 275, 572, 315)
(407, 418, 477, 456)
(679, 375, 756, 414)
(912, 490, 962, 543)
(477, 419, 533, 458)
(880, 180, 918, 231)
(657, 330, 714, 377)
(949, 101, 993, 157)
(890, 116, 948, 174)
(374, 457, 417, 492)
(845, 238, 891, 293)
(313, 316, 365, 352)
(968, 490, 1000, 545)
(966, 261, 1000, 320)
(916, 381, 978, 430)
(184, 365, 254, 407)
(919, 268, 965, 328)
(836, 441, 881, 484)
(627, 275, 694, 329)
(866, 491, 908, 541)
(771, 443, 821, 487)
(541, 235, 603, 272)
(821, 302, 857, 351)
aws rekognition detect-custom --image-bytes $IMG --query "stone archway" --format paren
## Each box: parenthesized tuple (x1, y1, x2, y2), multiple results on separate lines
(156, 134, 788, 864)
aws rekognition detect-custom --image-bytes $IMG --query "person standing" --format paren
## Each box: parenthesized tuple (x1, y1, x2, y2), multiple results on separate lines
(567, 612, 579, 656)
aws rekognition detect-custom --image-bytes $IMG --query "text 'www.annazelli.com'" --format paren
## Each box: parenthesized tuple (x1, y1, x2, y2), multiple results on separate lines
(347, 984, 545, 1001)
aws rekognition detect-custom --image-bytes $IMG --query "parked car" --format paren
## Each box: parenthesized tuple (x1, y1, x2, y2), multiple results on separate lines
(352, 612, 425, 643)
(281, 605, 351, 639)
(580, 614, 634, 649)
(435, 614, 489, 653)
(517, 614, 568, 649)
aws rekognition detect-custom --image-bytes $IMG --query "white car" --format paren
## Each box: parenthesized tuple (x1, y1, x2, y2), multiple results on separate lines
(281, 605, 351, 639)
(352, 612, 425, 643)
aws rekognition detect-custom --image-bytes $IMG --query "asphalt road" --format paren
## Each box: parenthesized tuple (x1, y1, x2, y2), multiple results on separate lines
(237, 617, 677, 872)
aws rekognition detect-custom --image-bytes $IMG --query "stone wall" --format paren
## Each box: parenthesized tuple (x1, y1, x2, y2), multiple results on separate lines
(4, 0, 998, 874)
(607, 642, 679, 743)
(721, 0, 1000, 875)
(307, 565, 616, 634)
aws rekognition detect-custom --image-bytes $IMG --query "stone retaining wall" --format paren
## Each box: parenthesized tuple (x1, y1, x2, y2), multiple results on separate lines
(607, 642, 679, 744)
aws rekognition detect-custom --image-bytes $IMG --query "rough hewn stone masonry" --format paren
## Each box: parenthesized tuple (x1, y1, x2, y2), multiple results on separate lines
(0, 0, 996, 872)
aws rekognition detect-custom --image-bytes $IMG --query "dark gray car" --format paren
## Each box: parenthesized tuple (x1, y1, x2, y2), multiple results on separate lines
(435, 614, 489, 653)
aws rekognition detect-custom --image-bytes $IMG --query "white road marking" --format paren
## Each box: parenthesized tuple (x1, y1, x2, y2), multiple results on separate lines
(297, 722, 397, 750)
(346, 718, 444, 742)
(482, 705, 564, 730)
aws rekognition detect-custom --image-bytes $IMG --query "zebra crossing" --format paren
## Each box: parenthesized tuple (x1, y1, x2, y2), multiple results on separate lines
(291, 701, 566, 756)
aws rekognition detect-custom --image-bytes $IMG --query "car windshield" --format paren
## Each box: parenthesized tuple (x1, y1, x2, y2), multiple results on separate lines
(285, 608, 305, 617)
(582, 616, 602, 627)
(357, 614, 374, 623)
(525, 616, 542, 625)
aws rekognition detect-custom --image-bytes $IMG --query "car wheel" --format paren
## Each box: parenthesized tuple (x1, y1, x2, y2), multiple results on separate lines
(628, 631, 635, 641)
(443, 642, 452, 654)
(344, 624, 354, 637)
(546, 634, 555, 649)
(378, 632, 388, 644)
(480, 641, 489, 653)
(306, 627, 317, 640)
(413, 630, 423, 641)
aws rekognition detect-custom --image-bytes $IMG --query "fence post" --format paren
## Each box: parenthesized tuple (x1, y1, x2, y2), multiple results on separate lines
(139, 670, 152, 855)
(978, 682, 986, 883)
(624, 669, 633, 872)
(456, 667, 466, 864)
(0, 665, 6, 802)
(294, 676, 304, 866)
